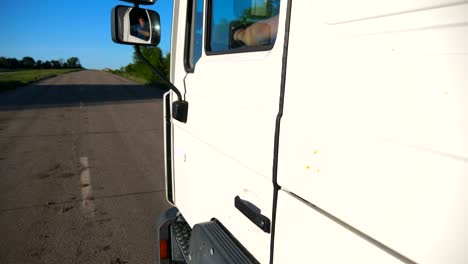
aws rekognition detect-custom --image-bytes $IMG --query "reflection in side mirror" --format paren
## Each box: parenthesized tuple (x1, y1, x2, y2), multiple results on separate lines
(111, 5, 161, 46)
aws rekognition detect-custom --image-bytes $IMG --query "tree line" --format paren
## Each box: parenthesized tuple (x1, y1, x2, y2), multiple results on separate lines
(0, 56, 83, 70)
(112, 46, 170, 83)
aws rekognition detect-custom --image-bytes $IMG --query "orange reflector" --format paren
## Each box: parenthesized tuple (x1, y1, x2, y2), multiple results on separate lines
(160, 239, 169, 259)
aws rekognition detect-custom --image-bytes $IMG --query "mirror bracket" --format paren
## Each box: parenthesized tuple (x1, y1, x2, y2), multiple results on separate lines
(134, 46, 188, 123)
(120, 0, 156, 6)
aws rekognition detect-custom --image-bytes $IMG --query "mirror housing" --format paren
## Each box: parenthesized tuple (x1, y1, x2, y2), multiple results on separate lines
(111, 5, 161, 46)
(120, 0, 157, 5)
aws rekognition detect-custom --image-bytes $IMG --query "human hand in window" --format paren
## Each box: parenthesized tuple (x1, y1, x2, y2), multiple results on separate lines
(232, 15, 279, 47)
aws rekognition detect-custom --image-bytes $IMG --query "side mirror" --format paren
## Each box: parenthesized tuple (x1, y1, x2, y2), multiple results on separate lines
(120, 0, 157, 5)
(111, 5, 161, 46)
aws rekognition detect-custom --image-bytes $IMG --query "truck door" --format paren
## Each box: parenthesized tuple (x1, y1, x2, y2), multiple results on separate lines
(171, 0, 285, 262)
(274, 1, 468, 263)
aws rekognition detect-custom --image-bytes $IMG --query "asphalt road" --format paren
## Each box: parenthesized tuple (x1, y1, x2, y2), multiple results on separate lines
(0, 70, 170, 264)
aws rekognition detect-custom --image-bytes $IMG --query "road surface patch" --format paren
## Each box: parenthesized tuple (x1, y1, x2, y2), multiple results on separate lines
(80, 157, 95, 217)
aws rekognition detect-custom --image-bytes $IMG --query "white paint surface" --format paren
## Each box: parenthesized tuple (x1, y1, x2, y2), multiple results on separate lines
(168, 1, 290, 262)
(274, 190, 404, 264)
(168, 0, 468, 263)
(278, 1, 468, 263)
(80, 157, 95, 217)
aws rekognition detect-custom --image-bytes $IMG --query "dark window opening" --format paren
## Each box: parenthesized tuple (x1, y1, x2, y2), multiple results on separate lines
(184, 0, 204, 72)
(206, 0, 281, 54)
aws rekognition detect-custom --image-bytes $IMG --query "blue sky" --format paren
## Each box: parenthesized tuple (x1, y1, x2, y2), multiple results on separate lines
(0, 0, 173, 69)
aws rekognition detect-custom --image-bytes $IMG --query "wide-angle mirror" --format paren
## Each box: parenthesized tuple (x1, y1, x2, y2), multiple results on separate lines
(111, 5, 161, 46)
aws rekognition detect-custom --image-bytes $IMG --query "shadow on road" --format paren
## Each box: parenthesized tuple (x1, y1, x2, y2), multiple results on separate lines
(0, 84, 168, 111)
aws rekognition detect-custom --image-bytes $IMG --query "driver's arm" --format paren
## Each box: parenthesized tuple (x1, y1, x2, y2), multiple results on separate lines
(234, 16, 279, 46)
(138, 29, 150, 37)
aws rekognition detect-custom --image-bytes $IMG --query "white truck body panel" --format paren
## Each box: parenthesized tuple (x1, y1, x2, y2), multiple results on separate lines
(169, 1, 290, 263)
(274, 190, 403, 263)
(278, 1, 468, 263)
(167, 0, 468, 262)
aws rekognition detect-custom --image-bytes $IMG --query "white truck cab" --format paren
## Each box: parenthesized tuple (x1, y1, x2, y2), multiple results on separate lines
(114, 0, 468, 263)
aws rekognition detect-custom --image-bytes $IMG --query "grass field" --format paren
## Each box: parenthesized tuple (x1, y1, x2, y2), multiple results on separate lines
(0, 69, 81, 91)
(110, 70, 149, 84)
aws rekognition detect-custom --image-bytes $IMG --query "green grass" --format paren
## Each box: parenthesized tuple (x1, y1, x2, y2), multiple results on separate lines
(110, 70, 150, 84)
(0, 69, 81, 91)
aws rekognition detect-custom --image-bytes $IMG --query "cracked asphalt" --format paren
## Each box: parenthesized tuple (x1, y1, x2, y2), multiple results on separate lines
(0, 70, 171, 264)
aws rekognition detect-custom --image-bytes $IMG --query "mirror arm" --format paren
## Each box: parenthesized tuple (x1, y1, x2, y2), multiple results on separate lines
(134, 45, 188, 123)
(134, 45, 182, 102)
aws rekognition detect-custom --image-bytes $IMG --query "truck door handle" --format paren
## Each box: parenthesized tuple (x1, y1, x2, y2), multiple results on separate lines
(235, 196, 271, 233)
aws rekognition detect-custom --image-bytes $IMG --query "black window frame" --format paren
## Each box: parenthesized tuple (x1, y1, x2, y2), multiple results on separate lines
(184, 0, 204, 73)
(184, 0, 195, 73)
(204, 0, 279, 56)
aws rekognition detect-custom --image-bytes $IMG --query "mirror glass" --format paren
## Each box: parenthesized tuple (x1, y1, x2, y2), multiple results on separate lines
(112, 6, 161, 46)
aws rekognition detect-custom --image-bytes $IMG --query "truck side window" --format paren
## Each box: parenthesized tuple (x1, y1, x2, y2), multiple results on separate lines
(207, 0, 281, 53)
(185, 0, 204, 72)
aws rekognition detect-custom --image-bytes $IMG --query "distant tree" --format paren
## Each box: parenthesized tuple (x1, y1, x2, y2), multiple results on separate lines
(51, 60, 61, 69)
(6, 58, 20, 69)
(163, 53, 171, 79)
(0, 57, 6, 69)
(131, 46, 167, 83)
(114, 48, 170, 84)
(21, 56, 36, 69)
(43, 60, 53, 69)
(35, 60, 43, 69)
(0, 56, 86, 70)
(67, 57, 81, 68)
(125, 63, 136, 73)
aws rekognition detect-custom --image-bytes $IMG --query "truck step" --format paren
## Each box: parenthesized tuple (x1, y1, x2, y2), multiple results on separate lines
(171, 220, 192, 262)
(171, 219, 259, 264)
(188, 220, 259, 264)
